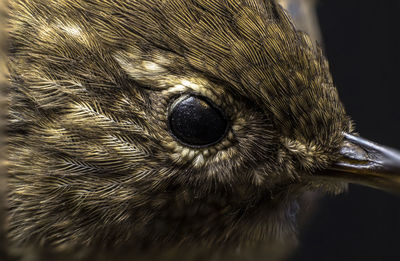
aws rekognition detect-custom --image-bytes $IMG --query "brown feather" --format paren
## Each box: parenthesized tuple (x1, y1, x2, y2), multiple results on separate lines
(6, 0, 351, 259)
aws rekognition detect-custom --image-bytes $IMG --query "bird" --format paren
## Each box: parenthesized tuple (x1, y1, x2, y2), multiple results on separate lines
(5, 0, 400, 260)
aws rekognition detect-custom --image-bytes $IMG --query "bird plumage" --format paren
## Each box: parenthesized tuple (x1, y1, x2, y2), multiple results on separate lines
(7, 0, 353, 258)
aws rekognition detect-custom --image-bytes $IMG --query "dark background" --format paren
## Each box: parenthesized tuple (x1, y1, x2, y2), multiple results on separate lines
(291, 1, 400, 261)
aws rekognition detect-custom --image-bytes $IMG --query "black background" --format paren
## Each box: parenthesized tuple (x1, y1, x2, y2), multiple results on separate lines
(291, 1, 400, 261)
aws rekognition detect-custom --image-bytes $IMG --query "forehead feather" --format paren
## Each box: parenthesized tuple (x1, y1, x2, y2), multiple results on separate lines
(9, 0, 349, 147)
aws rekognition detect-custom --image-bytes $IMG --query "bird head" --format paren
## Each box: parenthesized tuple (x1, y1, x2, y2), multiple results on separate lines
(7, 0, 400, 254)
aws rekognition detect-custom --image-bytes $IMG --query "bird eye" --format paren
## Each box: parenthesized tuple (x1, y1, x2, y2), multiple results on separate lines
(168, 95, 228, 147)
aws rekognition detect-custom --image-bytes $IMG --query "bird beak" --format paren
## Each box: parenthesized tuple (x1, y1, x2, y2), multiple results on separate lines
(319, 133, 400, 193)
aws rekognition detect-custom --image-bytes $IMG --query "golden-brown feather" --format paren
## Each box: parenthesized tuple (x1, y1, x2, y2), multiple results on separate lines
(6, 0, 351, 259)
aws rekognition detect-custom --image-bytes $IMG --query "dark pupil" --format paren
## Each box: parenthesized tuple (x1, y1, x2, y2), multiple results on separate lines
(169, 96, 228, 147)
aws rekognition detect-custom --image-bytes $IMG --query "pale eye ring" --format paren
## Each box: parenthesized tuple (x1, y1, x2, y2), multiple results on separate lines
(168, 95, 229, 148)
